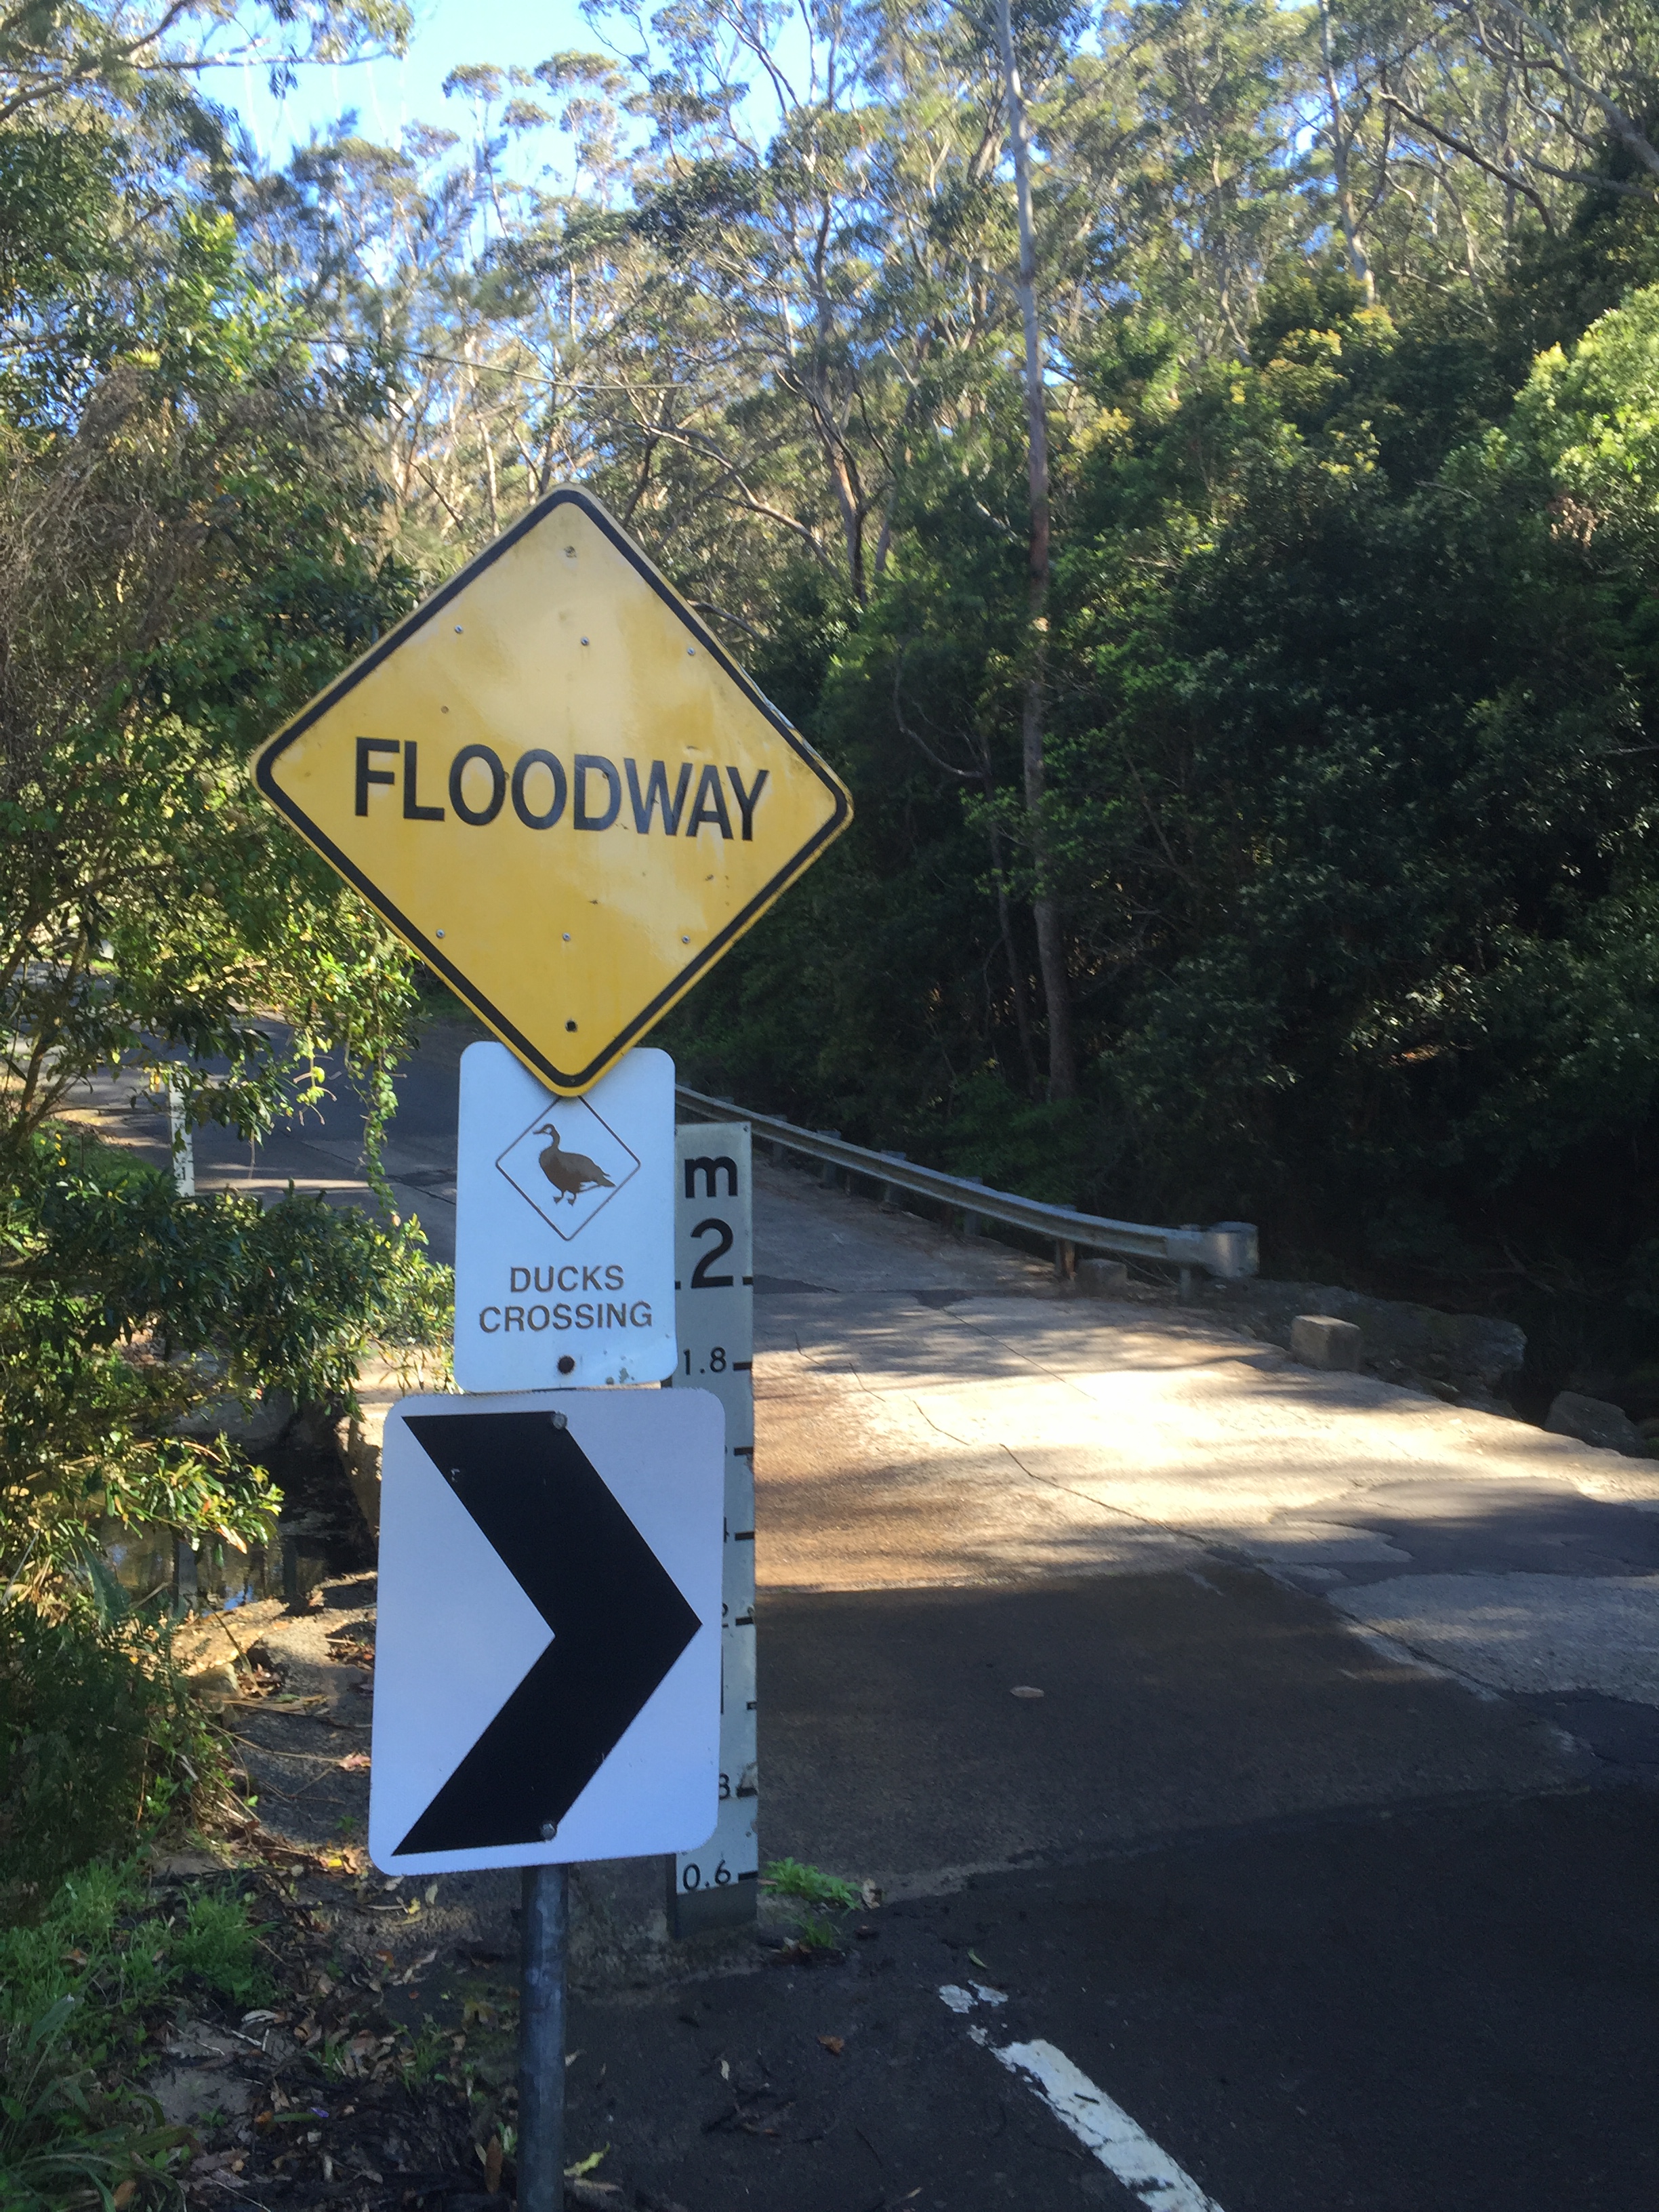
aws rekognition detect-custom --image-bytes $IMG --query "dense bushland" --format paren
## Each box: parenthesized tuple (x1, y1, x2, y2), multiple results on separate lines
(11, 0, 1659, 1610)
(0, 6, 450, 1612)
(222, 0, 1659, 1320)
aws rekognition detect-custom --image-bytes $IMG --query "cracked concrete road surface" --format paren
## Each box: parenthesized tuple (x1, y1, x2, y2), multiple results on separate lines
(80, 1029, 1659, 2207)
(747, 1145, 1659, 1770)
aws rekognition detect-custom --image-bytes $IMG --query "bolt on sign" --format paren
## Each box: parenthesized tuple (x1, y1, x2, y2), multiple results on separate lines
(250, 487, 851, 1094)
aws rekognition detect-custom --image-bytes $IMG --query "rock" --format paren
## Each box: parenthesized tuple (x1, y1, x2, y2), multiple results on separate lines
(1208, 1279, 1525, 1397)
(1078, 1258, 1130, 1296)
(1544, 1391, 1647, 1458)
(186, 1662, 241, 1702)
(150, 1849, 227, 1879)
(337, 1352, 413, 1538)
(148, 2027, 256, 2124)
(173, 1389, 295, 1451)
(1290, 1315, 1364, 1371)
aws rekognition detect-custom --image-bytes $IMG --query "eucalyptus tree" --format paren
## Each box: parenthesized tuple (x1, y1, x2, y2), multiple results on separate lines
(1291, 0, 1659, 307)
(0, 0, 409, 123)
(0, 5, 449, 1598)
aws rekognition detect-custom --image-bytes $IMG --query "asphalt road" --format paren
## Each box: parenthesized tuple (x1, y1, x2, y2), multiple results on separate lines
(556, 1786, 1659, 2212)
(62, 1029, 464, 1261)
(79, 1023, 1659, 2209)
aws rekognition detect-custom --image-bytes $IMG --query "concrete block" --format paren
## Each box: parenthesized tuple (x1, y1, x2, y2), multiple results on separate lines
(1079, 1258, 1130, 1296)
(1290, 1314, 1363, 1371)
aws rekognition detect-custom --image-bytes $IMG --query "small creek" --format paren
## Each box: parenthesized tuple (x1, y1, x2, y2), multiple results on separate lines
(98, 1422, 374, 1617)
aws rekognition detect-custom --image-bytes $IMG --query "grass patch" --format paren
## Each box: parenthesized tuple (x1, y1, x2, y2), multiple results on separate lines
(761, 1856, 861, 1911)
(761, 1858, 868, 1957)
(164, 1891, 269, 2009)
(0, 1858, 271, 2207)
(0, 1604, 226, 1923)
(794, 1913, 842, 1952)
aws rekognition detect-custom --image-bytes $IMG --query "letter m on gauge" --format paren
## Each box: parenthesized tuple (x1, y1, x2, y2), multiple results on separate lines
(249, 486, 851, 1097)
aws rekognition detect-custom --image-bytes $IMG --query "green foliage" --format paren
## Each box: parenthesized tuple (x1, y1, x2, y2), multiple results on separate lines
(1502, 282, 1659, 567)
(794, 1914, 843, 1952)
(0, 1996, 189, 2212)
(165, 1893, 269, 2007)
(0, 1605, 225, 1923)
(683, 219, 1659, 1307)
(761, 1857, 861, 1910)
(0, 1860, 270, 2207)
(1, 1126, 452, 1595)
(0, 17, 458, 1603)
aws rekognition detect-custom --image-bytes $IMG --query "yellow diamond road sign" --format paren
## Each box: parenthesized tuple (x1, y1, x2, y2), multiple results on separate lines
(252, 487, 851, 1093)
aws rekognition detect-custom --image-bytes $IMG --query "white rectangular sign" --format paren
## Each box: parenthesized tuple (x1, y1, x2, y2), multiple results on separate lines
(453, 1040, 675, 1389)
(369, 1388, 723, 1874)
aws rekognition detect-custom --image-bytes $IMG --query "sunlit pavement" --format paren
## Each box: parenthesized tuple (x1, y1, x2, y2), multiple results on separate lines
(78, 1023, 1659, 2207)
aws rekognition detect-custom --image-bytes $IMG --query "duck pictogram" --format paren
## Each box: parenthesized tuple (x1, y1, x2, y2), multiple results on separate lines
(535, 1122, 616, 1205)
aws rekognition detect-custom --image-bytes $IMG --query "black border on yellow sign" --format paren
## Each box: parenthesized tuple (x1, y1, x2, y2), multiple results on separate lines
(252, 486, 851, 1093)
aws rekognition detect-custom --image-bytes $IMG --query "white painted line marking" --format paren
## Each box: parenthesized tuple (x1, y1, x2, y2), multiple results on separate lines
(939, 1981, 1009, 2014)
(936, 1984, 1218, 2205)
(994, 2039, 1226, 2212)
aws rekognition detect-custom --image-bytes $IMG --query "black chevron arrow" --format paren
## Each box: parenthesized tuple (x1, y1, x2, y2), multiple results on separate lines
(394, 1409, 701, 1856)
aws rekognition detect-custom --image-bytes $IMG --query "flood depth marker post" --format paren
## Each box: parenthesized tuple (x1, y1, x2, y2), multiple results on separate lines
(669, 1122, 757, 1932)
(250, 484, 851, 2205)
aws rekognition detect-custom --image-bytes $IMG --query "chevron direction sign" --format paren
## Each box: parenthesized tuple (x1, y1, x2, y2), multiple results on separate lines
(368, 1389, 723, 1875)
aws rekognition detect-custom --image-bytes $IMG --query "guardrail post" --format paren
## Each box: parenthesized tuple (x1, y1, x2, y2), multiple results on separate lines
(962, 1173, 987, 1237)
(1054, 1239, 1076, 1280)
(1202, 1222, 1259, 1280)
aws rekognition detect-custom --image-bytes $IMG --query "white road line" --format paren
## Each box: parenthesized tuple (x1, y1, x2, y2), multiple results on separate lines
(994, 2039, 1226, 2212)
(938, 1990, 1223, 2211)
(938, 1982, 1007, 2014)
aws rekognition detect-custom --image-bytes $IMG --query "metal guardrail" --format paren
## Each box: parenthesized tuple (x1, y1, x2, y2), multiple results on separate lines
(674, 1083, 1258, 1282)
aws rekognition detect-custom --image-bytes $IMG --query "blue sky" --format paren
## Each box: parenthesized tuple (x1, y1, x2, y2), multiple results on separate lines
(209, 0, 601, 174)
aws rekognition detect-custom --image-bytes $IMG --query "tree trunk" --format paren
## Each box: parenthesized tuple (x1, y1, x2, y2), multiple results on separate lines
(995, 0, 1078, 1101)
(988, 819, 1040, 1095)
(1318, 0, 1375, 304)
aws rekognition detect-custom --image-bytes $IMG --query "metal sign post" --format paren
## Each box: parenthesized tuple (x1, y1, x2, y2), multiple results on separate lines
(668, 1122, 757, 1933)
(517, 1864, 568, 2212)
